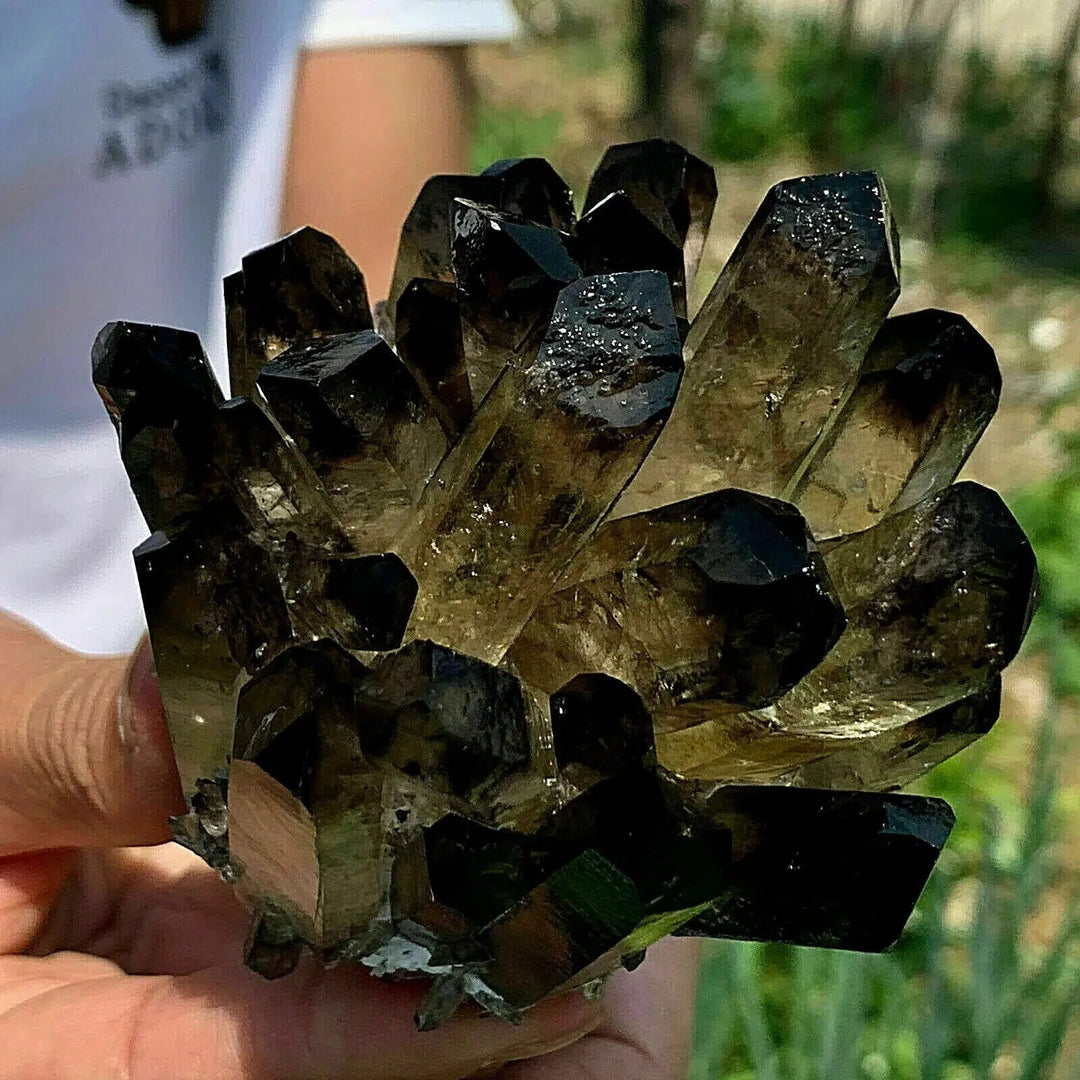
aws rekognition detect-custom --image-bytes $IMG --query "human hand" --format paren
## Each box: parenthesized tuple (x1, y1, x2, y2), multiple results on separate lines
(0, 611, 614, 1079)
(483, 936, 700, 1079)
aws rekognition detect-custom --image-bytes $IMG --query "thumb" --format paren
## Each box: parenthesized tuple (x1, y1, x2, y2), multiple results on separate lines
(0, 611, 184, 855)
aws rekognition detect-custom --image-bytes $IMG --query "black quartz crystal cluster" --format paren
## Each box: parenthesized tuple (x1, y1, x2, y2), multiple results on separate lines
(94, 141, 1038, 1027)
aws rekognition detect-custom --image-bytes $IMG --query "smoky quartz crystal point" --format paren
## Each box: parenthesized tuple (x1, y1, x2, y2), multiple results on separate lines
(96, 144, 1037, 1025)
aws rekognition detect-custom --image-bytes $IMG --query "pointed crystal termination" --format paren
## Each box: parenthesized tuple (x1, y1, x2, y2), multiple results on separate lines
(655, 482, 1037, 786)
(395, 278, 472, 435)
(555, 489, 745, 587)
(407, 270, 683, 664)
(210, 397, 349, 552)
(424, 773, 730, 998)
(792, 309, 1001, 538)
(583, 139, 718, 290)
(790, 676, 1003, 791)
(134, 512, 293, 800)
(423, 813, 536, 932)
(481, 157, 576, 233)
(227, 226, 373, 398)
(388, 174, 504, 314)
(451, 199, 581, 402)
(510, 490, 845, 717)
(95, 320, 352, 553)
(550, 674, 655, 783)
(617, 171, 901, 518)
(229, 641, 387, 954)
(676, 787, 954, 950)
(93, 321, 224, 533)
(257, 330, 447, 550)
(98, 147, 1041, 1027)
(353, 641, 532, 808)
(577, 191, 689, 323)
(388, 160, 576, 317)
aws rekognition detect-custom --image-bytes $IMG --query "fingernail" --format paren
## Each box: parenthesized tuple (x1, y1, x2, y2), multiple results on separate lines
(119, 636, 185, 823)
(506, 992, 604, 1059)
(119, 635, 163, 753)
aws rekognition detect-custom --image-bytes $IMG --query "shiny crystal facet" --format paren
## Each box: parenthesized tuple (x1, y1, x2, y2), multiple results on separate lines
(511, 490, 845, 718)
(389, 174, 506, 314)
(257, 330, 446, 549)
(277, 547, 418, 652)
(407, 270, 683, 663)
(481, 156, 576, 233)
(550, 673, 654, 780)
(584, 138, 717, 290)
(655, 482, 1037, 785)
(394, 278, 472, 435)
(134, 515, 292, 798)
(619, 171, 901, 517)
(677, 786, 954, 950)
(93, 321, 223, 533)
(353, 640, 532, 806)
(229, 642, 386, 961)
(227, 226, 373, 398)
(389, 161, 577, 318)
(452, 199, 581, 402)
(792, 309, 1001, 537)
(577, 191, 689, 323)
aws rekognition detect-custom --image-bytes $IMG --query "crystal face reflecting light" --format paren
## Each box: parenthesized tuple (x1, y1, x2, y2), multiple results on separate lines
(94, 140, 1037, 1027)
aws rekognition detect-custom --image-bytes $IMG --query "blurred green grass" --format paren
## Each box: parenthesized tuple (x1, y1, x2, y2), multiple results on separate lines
(699, 5, 1080, 274)
(684, 436, 1080, 1079)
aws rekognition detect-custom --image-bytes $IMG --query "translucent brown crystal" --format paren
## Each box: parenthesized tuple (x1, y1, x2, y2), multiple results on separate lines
(96, 146, 1036, 1026)
(617, 171, 901, 517)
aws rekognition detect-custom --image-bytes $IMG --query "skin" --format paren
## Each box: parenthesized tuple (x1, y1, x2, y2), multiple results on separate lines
(282, 45, 473, 301)
(0, 611, 700, 1078)
(0, 45, 700, 1079)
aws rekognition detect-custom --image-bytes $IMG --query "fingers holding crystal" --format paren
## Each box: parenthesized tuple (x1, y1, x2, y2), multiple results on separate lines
(0, 613, 183, 855)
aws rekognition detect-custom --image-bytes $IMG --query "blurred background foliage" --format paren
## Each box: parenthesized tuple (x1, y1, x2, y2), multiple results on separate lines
(474, 2, 1080, 1075)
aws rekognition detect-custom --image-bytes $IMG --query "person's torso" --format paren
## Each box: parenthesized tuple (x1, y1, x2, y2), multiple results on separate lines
(0, 1, 308, 430)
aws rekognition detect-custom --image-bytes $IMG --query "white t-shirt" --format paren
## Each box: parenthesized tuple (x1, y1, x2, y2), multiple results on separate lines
(0, 1, 518, 654)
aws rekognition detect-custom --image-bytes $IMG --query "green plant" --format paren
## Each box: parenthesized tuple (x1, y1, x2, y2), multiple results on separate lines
(696, 10, 1080, 270)
(1012, 433, 1080, 700)
(779, 17, 893, 166)
(690, 655, 1080, 1080)
(469, 105, 563, 174)
(702, 11, 785, 163)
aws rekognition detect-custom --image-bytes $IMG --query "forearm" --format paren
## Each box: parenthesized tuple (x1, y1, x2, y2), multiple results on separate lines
(282, 44, 471, 301)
